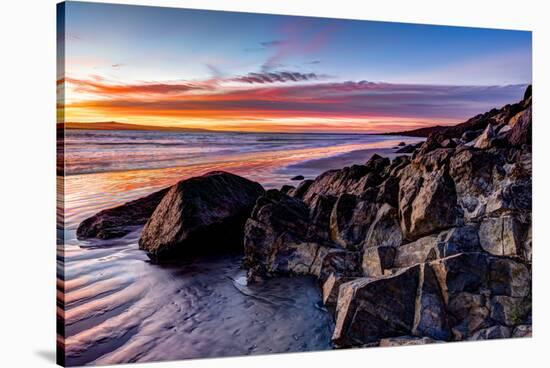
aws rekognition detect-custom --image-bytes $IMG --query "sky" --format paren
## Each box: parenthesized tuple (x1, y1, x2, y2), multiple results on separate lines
(58, 2, 532, 133)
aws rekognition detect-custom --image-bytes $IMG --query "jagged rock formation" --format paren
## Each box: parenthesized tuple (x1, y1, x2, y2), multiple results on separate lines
(243, 86, 532, 347)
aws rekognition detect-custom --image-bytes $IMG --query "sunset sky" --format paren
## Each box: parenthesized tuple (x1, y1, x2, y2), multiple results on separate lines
(58, 2, 532, 133)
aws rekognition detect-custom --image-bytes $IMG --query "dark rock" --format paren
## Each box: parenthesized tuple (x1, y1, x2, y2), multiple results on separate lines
(413, 264, 451, 341)
(311, 247, 362, 281)
(76, 187, 170, 239)
(490, 296, 530, 326)
(473, 124, 496, 149)
(461, 129, 482, 143)
(139, 171, 264, 261)
(322, 273, 356, 314)
(437, 225, 480, 255)
(302, 164, 384, 204)
(523, 85, 532, 100)
(291, 175, 305, 181)
(379, 336, 440, 346)
(396, 144, 415, 153)
(429, 252, 490, 295)
(243, 190, 330, 278)
(398, 142, 406, 146)
(365, 153, 391, 173)
(399, 151, 459, 240)
(507, 105, 531, 146)
(332, 263, 449, 346)
(489, 258, 530, 298)
(362, 245, 395, 277)
(376, 176, 400, 207)
(280, 185, 294, 194)
(332, 267, 419, 346)
(307, 194, 337, 240)
(393, 234, 439, 269)
(479, 216, 524, 257)
(288, 179, 314, 199)
(329, 194, 377, 250)
(512, 324, 532, 337)
(364, 204, 402, 248)
(447, 292, 490, 339)
(468, 325, 511, 340)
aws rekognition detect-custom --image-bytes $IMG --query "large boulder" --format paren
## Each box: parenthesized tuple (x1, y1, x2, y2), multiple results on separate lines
(77, 187, 170, 239)
(139, 171, 264, 261)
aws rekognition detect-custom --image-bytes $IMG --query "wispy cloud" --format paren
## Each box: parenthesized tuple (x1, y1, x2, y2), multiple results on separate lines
(65, 77, 211, 96)
(260, 40, 287, 48)
(230, 71, 323, 84)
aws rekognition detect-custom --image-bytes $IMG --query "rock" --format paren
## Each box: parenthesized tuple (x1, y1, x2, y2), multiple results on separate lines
(430, 225, 481, 259)
(512, 324, 532, 337)
(490, 296, 530, 326)
(479, 216, 524, 257)
(76, 187, 170, 239)
(379, 336, 439, 346)
(399, 151, 459, 241)
(280, 185, 294, 194)
(291, 175, 305, 181)
(473, 124, 497, 149)
(429, 252, 490, 296)
(311, 248, 362, 281)
(376, 176, 400, 207)
(398, 142, 406, 146)
(362, 245, 395, 277)
(139, 171, 264, 261)
(440, 138, 457, 148)
(302, 162, 385, 204)
(265, 237, 322, 275)
(332, 263, 449, 346)
(461, 129, 482, 143)
(332, 268, 419, 346)
(413, 264, 451, 341)
(322, 273, 356, 313)
(468, 325, 511, 340)
(307, 194, 337, 240)
(288, 179, 313, 199)
(364, 204, 402, 248)
(396, 144, 416, 153)
(243, 189, 317, 276)
(489, 258, 530, 297)
(365, 154, 391, 173)
(447, 292, 490, 339)
(449, 148, 499, 220)
(507, 106, 533, 146)
(329, 194, 377, 250)
(393, 234, 439, 269)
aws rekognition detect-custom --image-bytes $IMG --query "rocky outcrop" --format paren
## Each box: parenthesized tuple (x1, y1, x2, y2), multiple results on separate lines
(243, 86, 532, 348)
(76, 187, 170, 239)
(139, 171, 264, 261)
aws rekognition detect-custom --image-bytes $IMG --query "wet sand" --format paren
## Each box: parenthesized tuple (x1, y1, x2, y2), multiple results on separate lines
(61, 229, 333, 366)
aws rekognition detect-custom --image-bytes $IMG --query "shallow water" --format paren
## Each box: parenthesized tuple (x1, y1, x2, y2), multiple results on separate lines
(58, 131, 423, 365)
(60, 229, 333, 366)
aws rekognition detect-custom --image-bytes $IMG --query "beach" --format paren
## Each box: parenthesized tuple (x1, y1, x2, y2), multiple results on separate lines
(58, 131, 422, 365)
